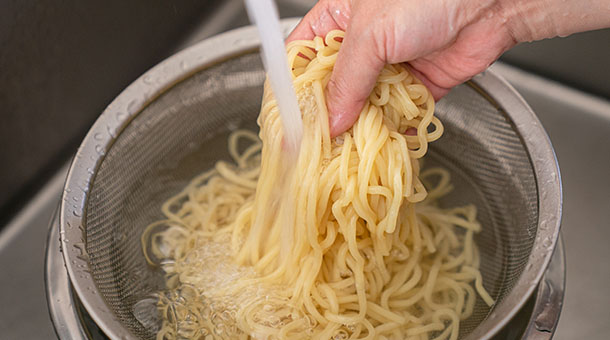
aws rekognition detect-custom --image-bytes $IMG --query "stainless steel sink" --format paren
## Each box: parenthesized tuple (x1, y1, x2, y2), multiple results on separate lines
(1, 0, 609, 339)
(491, 63, 610, 340)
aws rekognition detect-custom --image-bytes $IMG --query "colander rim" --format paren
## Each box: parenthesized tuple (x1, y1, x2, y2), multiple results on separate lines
(59, 18, 561, 340)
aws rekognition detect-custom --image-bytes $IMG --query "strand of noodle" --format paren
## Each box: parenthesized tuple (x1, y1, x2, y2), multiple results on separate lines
(463, 266, 494, 306)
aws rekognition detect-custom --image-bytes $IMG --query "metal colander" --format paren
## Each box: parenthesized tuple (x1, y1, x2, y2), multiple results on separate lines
(60, 19, 562, 340)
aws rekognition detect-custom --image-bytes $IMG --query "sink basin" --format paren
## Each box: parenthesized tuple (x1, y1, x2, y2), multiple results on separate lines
(491, 63, 610, 340)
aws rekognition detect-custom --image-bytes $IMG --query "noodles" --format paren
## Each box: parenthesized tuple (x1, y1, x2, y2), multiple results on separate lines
(142, 30, 493, 340)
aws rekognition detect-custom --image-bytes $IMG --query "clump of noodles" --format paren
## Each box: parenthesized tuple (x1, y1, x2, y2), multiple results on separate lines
(142, 30, 494, 340)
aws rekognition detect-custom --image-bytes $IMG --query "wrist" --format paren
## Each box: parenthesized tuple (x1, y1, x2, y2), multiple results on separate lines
(498, 0, 610, 43)
(496, 0, 557, 42)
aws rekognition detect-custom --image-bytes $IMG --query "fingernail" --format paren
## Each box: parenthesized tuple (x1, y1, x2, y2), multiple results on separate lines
(326, 96, 342, 137)
(328, 112, 340, 138)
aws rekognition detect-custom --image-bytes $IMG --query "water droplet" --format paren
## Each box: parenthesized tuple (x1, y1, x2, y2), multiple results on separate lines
(116, 111, 127, 122)
(179, 60, 188, 70)
(94, 132, 104, 140)
(73, 210, 82, 217)
(534, 320, 552, 333)
(143, 75, 154, 85)
(107, 125, 117, 138)
(77, 184, 89, 193)
(95, 145, 105, 155)
(127, 99, 140, 115)
(538, 219, 548, 230)
(227, 119, 240, 131)
(73, 242, 86, 255)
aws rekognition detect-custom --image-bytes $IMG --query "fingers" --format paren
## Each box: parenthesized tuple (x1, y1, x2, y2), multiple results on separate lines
(286, 0, 351, 43)
(406, 66, 451, 101)
(285, 0, 363, 137)
(327, 23, 385, 137)
(289, 1, 449, 136)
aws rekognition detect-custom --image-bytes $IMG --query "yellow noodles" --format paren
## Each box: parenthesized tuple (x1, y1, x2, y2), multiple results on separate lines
(142, 30, 493, 340)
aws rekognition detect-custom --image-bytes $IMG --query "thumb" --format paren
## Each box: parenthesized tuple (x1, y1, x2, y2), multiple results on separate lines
(327, 28, 385, 137)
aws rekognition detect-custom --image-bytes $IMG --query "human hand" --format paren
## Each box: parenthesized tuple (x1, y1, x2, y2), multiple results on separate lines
(287, 0, 610, 137)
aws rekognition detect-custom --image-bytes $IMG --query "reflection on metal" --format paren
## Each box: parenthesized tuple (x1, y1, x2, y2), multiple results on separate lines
(45, 207, 89, 340)
(522, 237, 566, 340)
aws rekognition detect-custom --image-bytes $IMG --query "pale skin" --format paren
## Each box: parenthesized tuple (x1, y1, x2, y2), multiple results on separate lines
(286, 0, 610, 137)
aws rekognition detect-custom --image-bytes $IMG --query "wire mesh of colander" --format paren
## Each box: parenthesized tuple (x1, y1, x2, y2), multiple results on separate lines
(59, 19, 561, 340)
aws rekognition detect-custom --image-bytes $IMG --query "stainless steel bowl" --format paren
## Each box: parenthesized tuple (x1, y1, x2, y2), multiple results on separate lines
(56, 19, 562, 339)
